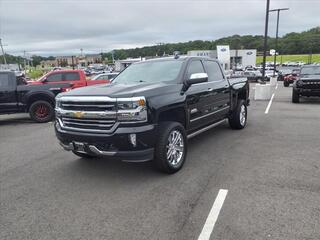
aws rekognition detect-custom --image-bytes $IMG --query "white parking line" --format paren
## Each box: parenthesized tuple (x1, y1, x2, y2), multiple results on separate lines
(265, 93, 275, 114)
(275, 83, 278, 89)
(197, 189, 228, 240)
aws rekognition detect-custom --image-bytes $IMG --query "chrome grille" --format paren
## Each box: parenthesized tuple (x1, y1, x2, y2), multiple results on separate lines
(57, 96, 117, 133)
(61, 101, 116, 111)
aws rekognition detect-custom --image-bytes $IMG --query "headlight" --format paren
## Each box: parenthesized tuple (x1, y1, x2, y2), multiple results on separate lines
(296, 80, 303, 86)
(55, 98, 61, 109)
(116, 97, 147, 122)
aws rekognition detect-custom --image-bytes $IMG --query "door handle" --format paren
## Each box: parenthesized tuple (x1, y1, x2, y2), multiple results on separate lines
(208, 88, 214, 92)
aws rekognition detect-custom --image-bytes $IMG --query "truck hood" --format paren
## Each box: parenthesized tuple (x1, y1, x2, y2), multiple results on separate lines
(57, 82, 182, 99)
(300, 75, 320, 81)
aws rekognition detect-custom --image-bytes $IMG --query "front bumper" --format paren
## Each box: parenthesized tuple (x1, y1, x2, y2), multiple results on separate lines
(296, 88, 320, 97)
(55, 122, 157, 162)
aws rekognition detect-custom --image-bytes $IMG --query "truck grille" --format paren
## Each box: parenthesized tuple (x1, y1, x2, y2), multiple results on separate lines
(61, 101, 116, 112)
(57, 97, 118, 133)
(301, 81, 320, 89)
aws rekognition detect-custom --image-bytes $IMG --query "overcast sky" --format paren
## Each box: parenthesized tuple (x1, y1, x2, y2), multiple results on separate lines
(0, 0, 319, 56)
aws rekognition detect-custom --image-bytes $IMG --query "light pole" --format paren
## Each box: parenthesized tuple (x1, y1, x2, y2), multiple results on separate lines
(261, 0, 270, 83)
(269, 8, 289, 76)
(0, 38, 8, 66)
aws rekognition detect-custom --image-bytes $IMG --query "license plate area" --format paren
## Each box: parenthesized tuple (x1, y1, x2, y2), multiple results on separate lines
(73, 142, 86, 152)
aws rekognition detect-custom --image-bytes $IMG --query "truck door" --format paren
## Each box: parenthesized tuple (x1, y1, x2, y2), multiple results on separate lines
(0, 72, 18, 113)
(185, 60, 214, 131)
(203, 60, 231, 121)
(63, 71, 83, 88)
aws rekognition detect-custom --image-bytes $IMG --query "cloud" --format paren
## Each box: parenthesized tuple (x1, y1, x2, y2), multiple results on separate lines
(0, 0, 319, 56)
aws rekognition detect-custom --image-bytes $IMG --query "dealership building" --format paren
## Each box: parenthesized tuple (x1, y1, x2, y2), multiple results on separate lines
(187, 48, 257, 69)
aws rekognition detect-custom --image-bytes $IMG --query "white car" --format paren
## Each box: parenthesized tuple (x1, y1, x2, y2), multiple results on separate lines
(91, 72, 119, 81)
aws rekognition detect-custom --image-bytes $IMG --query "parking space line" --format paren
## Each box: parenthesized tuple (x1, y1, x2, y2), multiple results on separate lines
(265, 93, 275, 114)
(275, 83, 279, 90)
(197, 189, 228, 240)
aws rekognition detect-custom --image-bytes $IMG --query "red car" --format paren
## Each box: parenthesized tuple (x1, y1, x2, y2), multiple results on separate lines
(28, 70, 109, 91)
(283, 69, 300, 87)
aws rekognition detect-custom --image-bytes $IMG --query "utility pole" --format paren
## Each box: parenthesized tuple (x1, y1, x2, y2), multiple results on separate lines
(23, 50, 27, 69)
(269, 7, 289, 76)
(261, 0, 270, 83)
(0, 38, 7, 66)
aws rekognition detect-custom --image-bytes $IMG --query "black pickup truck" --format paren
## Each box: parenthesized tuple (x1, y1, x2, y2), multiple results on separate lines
(292, 65, 320, 103)
(0, 71, 70, 122)
(55, 56, 250, 173)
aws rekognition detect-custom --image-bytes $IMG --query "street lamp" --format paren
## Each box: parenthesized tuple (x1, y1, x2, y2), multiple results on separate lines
(269, 7, 289, 76)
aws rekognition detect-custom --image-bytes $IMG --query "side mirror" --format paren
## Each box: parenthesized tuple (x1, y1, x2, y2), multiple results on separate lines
(42, 77, 48, 83)
(186, 73, 208, 86)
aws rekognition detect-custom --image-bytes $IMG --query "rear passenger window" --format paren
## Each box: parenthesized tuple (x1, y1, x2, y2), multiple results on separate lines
(187, 60, 205, 79)
(64, 72, 80, 81)
(204, 61, 224, 82)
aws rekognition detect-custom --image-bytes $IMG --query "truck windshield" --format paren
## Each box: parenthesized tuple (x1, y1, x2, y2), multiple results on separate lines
(300, 66, 320, 75)
(113, 60, 183, 84)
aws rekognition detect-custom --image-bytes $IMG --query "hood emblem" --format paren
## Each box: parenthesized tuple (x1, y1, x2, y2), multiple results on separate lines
(73, 111, 85, 118)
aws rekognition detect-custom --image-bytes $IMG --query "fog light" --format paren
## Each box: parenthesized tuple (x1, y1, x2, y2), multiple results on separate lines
(129, 134, 137, 147)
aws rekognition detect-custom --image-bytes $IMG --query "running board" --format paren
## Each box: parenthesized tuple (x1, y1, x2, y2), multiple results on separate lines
(187, 119, 227, 139)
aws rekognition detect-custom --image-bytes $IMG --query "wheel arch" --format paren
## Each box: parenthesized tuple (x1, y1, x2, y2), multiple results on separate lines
(26, 92, 55, 111)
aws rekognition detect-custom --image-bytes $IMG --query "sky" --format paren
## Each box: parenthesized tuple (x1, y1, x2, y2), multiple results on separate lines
(0, 0, 319, 57)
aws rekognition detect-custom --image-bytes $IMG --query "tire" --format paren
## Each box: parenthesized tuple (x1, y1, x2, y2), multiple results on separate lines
(283, 81, 290, 87)
(229, 99, 247, 130)
(72, 150, 96, 159)
(154, 122, 187, 174)
(292, 89, 300, 103)
(29, 100, 54, 123)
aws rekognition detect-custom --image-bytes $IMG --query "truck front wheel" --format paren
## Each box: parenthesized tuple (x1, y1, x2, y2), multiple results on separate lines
(292, 89, 300, 103)
(283, 81, 290, 87)
(154, 122, 187, 174)
(229, 99, 247, 129)
(29, 100, 54, 123)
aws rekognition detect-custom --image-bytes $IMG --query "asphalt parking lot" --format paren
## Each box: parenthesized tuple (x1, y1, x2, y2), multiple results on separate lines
(1, 83, 320, 240)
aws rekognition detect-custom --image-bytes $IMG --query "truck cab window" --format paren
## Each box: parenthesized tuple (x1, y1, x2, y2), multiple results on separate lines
(187, 60, 205, 79)
(64, 72, 80, 81)
(204, 61, 224, 81)
(46, 73, 63, 82)
(0, 74, 10, 88)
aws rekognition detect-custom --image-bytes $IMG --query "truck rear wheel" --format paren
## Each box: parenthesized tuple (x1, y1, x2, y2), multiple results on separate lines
(29, 100, 54, 123)
(154, 122, 187, 174)
(292, 89, 300, 103)
(229, 99, 247, 129)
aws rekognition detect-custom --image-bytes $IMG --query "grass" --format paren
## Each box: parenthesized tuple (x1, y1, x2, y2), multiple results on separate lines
(26, 68, 46, 80)
(256, 54, 320, 64)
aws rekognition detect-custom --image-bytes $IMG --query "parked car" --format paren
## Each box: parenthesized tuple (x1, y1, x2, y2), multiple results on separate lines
(277, 69, 292, 81)
(292, 65, 320, 103)
(283, 68, 300, 87)
(91, 72, 119, 82)
(28, 70, 109, 90)
(55, 56, 250, 173)
(243, 68, 262, 81)
(0, 70, 71, 122)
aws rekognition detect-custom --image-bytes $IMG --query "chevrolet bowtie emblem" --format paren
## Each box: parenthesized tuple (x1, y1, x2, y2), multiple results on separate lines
(73, 111, 85, 118)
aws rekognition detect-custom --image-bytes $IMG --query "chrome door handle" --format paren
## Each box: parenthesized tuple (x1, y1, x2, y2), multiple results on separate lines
(208, 88, 214, 92)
